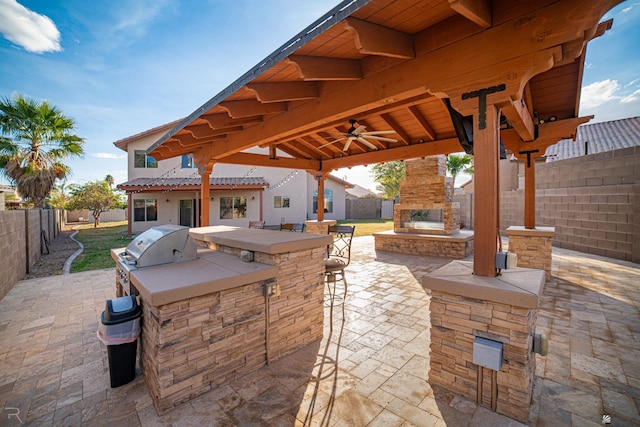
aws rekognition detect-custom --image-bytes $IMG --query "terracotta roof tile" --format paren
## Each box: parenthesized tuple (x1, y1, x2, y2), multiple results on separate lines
(118, 177, 268, 188)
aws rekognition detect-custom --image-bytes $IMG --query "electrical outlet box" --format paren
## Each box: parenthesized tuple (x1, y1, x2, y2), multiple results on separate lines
(532, 333, 548, 356)
(240, 250, 254, 262)
(473, 337, 503, 371)
(496, 252, 507, 269)
(263, 280, 280, 298)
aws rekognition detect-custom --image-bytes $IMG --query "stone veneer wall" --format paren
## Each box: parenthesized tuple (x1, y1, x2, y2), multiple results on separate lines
(505, 228, 554, 280)
(374, 233, 472, 258)
(139, 242, 326, 414)
(429, 291, 536, 423)
(394, 156, 459, 235)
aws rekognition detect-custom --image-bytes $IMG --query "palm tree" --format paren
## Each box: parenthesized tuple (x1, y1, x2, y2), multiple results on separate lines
(105, 174, 114, 189)
(0, 94, 85, 208)
(446, 153, 474, 186)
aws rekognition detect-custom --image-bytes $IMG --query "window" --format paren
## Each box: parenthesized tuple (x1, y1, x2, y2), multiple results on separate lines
(134, 199, 157, 221)
(220, 197, 247, 219)
(134, 150, 157, 168)
(181, 154, 196, 169)
(274, 196, 290, 208)
(313, 189, 333, 213)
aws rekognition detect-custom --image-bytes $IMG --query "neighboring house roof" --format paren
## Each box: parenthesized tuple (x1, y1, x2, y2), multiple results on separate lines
(118, 177, 268, 192)
(327, 174, 355, 189)
(544, 116, 640, 162)
(113, 119, 183, 151)
(0, 185, 15, 193)
(346, 184, 377, 198)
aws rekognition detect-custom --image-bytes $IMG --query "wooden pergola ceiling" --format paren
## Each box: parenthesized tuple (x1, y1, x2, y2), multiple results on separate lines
(147, 0, 618, 176)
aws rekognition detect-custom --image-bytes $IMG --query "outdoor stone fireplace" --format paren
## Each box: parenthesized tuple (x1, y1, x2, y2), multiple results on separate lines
(375, 155, 473, 258)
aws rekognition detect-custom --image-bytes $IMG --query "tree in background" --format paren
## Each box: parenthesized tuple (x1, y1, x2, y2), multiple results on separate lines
(446, 153, 474, 186)
(67, 179, 125, 228)
(46, 179, 71, 209)
(105, 174, 114, 189)
(370, 161, 405, 199)
(0, 94, 85, 208)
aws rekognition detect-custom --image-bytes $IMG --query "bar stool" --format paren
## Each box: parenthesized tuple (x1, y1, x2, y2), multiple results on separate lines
(325, 225, 355, 330)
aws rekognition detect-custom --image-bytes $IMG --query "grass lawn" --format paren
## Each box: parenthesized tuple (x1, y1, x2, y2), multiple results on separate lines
(70, 221, 132, 273)
(71, 219, 392, 272)
(337, 219, 393, 236)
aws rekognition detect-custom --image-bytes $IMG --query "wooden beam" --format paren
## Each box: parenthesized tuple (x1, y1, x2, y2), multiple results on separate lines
(201, 113, 262, 129)
(502, 116, 593, 155)
(216, 152, 319, 170)
(342, 17, 415, 59)
(381, 113, 410, 145)
(524, 153, 536, 229)
(186, 125, 244, 139)
(499, 97, 535, 141)
(408, 106, 437, 141)
(473, 104, 500, 277)
(245, 82, 319, 102)
(288, 55, 362, 81)
(220, 100, 287, 118)
(322, 138, 460, 171)
(448, 0, 492, 28)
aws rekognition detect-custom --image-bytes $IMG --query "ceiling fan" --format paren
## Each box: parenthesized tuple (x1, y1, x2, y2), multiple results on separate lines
(320, 119, 398, 151)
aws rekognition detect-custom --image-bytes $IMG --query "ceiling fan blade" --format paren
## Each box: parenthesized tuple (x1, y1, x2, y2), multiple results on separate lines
(357, 136, 378, 150)
(365, 135, 397, 143)
(318, 137, 345, 149)
(360, 130, 396, 136)
(353, 125, 366, 134)
(343, 136, 356, 151)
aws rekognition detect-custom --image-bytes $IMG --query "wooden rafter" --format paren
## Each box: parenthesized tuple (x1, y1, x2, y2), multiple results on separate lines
(408, 105, 437, 141)
(342, 18, 415, 59)
(288, 55, 362, 81)
(448, 0, 492, 28)
(245, 82, 319, 102)
(220, 100, 287, 118)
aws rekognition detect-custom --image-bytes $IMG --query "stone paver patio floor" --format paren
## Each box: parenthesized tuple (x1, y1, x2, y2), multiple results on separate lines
(0, 236, 638, 426)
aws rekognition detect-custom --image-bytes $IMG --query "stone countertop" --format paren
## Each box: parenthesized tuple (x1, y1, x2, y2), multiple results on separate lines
(112, 247, 277, 307)
(189, 225, 332, 254)
(423, 260, 545, 308)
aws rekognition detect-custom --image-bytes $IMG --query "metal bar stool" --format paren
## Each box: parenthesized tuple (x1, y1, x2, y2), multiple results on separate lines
(325, 225, 355, 330)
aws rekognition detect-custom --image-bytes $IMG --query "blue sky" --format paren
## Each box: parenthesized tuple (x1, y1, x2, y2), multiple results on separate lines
(1, 0, 639, 190)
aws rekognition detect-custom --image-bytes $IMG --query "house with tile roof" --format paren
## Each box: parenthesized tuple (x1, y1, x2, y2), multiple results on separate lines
(544, 116, 640, 161)
(114, 122, 353, 234)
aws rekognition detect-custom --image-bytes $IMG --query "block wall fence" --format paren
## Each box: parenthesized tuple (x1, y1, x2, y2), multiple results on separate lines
(500, 146, 639, 264)
(0, 209, 62, 301)
(451, 147, 638, 264)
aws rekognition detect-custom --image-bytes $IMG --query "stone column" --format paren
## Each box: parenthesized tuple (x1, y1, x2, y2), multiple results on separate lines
(505, 226, 555, 280)
(424, 260, 545, 423)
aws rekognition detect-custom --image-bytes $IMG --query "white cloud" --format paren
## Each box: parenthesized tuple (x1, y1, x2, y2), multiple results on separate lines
(94, 152, 126, 159)
(580, 79, 620, 109)
(621, 89, 640, 103)
(0, 0, 61, 53)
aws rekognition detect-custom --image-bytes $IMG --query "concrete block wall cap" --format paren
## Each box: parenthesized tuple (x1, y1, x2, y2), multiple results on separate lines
(130, 249, 278, 306)
(189, 225, 332, 254)
(505, 226, 555, 237)
(423, 260, 545, 309)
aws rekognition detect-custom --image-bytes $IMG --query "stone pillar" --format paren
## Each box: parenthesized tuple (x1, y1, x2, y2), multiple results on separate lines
(505, 226, 555, 280)
(424, 260, 545, 423)
(304, 219, 336, 235)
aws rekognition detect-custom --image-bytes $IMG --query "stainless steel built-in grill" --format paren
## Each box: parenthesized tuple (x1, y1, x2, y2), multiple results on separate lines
(116, 225, 198, 295)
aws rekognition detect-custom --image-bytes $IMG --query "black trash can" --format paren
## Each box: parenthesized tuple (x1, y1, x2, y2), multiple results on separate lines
(98, 295, 142, 388)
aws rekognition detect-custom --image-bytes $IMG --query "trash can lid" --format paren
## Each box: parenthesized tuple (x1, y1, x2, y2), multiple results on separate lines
(103, 296, 141, 324)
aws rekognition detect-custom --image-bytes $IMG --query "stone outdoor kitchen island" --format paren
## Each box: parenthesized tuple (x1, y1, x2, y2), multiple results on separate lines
(112, 226, 331, 415)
